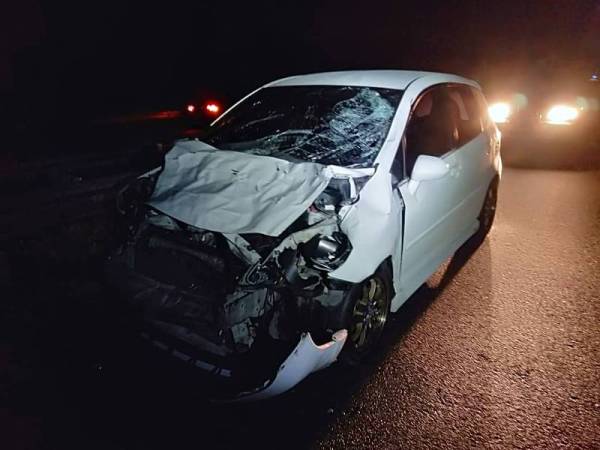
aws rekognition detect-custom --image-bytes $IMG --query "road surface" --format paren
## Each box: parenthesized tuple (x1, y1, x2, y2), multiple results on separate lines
(2, 165, 600, 450)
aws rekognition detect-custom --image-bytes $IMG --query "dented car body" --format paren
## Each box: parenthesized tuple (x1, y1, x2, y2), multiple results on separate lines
(107, 70, 502, 400)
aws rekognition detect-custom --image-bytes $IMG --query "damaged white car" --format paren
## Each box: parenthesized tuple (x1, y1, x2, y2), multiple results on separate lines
(107, 70, 502, 400)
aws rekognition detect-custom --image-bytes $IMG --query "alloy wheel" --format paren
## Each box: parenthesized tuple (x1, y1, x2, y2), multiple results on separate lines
(350, 276, 389, 352)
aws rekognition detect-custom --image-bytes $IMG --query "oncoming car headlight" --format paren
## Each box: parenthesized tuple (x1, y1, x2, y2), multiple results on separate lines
(301, 232, 352, 272)
(488, 102, 511, 124)
(544, 104, 579, 125)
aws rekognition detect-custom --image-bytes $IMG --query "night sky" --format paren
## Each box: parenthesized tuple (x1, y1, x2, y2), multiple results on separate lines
(2, 0, 599, 119)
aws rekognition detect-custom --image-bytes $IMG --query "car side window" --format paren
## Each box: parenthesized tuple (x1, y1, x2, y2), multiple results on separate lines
(472, 88, 492, 130)
(403, 86, 459, 176)
(449, 86, 483, 145)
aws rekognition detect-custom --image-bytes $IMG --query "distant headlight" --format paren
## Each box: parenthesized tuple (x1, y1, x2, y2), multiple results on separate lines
(488, 102, 511, 124)
(545, 105, 579, 125)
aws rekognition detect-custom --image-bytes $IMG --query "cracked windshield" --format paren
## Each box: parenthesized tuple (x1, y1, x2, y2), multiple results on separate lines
(206, 86, 403, 167)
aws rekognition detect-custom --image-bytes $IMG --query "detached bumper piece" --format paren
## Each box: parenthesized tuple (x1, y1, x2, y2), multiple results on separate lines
(234, 329, 347, 401)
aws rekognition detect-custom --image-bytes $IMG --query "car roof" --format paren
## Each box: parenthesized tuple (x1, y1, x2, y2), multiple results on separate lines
(264, 70, 479, 91)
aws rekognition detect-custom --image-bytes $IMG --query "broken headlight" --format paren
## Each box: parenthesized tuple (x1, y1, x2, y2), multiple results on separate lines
(313, 177, 368, 213)
(301, 232, 352, 272)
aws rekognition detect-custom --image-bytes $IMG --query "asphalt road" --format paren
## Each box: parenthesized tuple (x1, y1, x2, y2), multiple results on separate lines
(2, 156, 600, 449)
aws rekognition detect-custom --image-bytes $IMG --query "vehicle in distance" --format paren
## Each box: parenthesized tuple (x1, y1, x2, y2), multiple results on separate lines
(108, 70, 502, 400)
(487, 76, 600, 154)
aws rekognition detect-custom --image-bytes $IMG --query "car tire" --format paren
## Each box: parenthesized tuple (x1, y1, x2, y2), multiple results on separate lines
(337, 264, 393, 366)
(473, 178, 498, 243)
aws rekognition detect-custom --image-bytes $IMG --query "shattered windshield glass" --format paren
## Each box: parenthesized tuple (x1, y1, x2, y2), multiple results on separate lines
(205, 86, 403, 167)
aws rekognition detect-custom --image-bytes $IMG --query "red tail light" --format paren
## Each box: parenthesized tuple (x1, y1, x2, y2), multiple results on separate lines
(205, 102, 221, 115)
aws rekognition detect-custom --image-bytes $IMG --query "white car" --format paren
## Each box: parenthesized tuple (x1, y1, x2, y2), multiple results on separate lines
(108, 70, 502, 400)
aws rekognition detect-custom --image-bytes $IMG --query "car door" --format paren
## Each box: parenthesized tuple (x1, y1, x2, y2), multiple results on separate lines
(446, 85, 493, 233)
(395, 85, 466, 298)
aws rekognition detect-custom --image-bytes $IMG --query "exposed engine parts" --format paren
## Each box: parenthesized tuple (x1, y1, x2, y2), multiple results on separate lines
(108, 177, 356, 361)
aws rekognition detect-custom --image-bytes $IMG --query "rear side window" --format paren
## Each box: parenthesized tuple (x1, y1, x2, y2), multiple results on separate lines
(472, 88, 492, 129)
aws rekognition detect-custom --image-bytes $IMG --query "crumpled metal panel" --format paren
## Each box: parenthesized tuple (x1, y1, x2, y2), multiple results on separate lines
(234, 329, 348, 401)
(147, 140, 332, 236)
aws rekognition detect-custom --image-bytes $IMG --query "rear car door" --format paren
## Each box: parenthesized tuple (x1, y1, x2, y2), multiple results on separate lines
(445, 85, 491, 234)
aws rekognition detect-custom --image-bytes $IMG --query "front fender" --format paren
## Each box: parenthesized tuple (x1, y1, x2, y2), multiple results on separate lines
(329, 171, 403, 283)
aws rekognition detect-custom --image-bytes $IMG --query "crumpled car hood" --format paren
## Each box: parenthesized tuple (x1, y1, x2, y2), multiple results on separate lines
(147, 140, 333, 236)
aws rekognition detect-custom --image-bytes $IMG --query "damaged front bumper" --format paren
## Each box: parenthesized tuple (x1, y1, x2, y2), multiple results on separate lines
(234, 329, 347, 401)
(137, 328, 348, 401)
(105, 256, 350, 400)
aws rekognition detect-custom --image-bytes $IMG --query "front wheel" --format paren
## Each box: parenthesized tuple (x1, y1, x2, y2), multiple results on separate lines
(338, 265, 392, 365)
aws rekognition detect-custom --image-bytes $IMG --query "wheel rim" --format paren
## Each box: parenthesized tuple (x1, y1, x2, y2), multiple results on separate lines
(481, 187, 497, 231)
(350, 276, 388, 352)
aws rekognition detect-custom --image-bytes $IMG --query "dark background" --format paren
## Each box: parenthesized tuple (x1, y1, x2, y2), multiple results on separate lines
(2, 0, 599, 128)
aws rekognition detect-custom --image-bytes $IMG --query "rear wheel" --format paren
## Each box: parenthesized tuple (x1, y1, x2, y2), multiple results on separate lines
(474, 179, 498, 242)
(338, 265, 392, 365)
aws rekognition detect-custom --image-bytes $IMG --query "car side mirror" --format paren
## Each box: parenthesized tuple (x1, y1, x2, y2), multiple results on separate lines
(408, 155, 449, 195)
